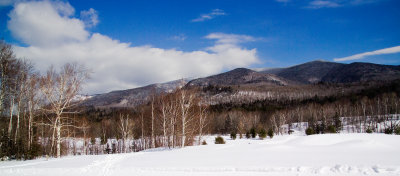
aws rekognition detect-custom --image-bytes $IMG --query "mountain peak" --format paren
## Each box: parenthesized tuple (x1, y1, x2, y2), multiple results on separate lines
(228, 68, 255, 74)
(274, 60, 344, 84)
(310, 59, 329, 63)
(187, 67, 288, 87)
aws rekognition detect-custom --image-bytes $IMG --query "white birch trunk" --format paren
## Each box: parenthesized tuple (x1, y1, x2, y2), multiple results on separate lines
(56, 124, 61, 158)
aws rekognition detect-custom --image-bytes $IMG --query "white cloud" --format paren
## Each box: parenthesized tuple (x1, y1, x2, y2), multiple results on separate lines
(205, 33, 258, 45)
(307, 0, 340, 8)
(80, 8, 99, 28)
(191, 9, 226, 22)
(275, 0, 382, 8)
(170, 34, 186, 41)
(9, 1, 259, 94)
(308, 0, 382, 8)
(8, 1, 88, 47)
(348, 0, 381, 5)
(205, 33, 262, 55)
(333, 45, 400, 61)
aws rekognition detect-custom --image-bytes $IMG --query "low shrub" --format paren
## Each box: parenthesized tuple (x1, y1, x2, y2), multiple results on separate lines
(25, 142, 42, 160)
(268, 129, 274, 139)
(384, 128, 393, 134)
(394, 127, 400, 135)
(288, 130, 294, 135)
(245, 131, 251, 139)
(258, 129, 267, 139)
(305, 127, 315, 135)
(230, 132, 237, 140)
(202, 140, 207, 145)
(366, 128, 373, 133)
(215, 136, 226, 144)
(327, 125, 337, 133)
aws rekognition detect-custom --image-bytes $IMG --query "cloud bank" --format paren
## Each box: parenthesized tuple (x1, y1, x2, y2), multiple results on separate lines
(333, 45, 400, 61)
(8, 1, 259, 94)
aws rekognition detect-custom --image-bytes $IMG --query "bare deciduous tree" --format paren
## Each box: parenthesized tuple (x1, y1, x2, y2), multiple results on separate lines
(197, 104, 208, 145)
(39, 63, 89, 158)
(177, 89, 195, 147)
(118, 114, 134, 153)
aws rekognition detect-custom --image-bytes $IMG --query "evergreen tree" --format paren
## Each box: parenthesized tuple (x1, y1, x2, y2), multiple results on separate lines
(245, 131, 251, 139)
(306, 127, 315, 135)
(250, 127, 257, 138)
(267, 129, 274, 139)
(258, 129, 267, 139)
(230, 132, 237, 140)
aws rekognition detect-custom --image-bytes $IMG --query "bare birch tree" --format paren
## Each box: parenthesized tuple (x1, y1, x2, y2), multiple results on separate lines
(150, 96, 155, 148)
(39, 63, 89, 158)
(177, 89, 195, 147)
(197, 104, 208, 145)
(118, 114, 134, 153)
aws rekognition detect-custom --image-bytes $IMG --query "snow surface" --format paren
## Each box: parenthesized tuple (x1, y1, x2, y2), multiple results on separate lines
(71, 94, 93, 102)
(1, 133, 400, 176)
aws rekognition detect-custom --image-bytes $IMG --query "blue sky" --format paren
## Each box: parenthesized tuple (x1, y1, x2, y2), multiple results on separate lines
(0, 0, 399, 93)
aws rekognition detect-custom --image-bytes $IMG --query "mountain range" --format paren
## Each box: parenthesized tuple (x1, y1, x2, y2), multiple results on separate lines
(83, 60, 400, 108)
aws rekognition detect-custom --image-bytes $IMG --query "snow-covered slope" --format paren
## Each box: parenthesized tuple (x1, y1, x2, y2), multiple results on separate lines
(82, 79, 189, 108)
(71, 94, 93, 102)
(1, 133, 399, 176)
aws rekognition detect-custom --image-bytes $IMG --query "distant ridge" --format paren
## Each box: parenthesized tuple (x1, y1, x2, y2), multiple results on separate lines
(83, 79, 188, 108)
(261, 60, 344, 84)
(187, 68, 290, 87)
(321, 62, 400, 83)
(82, 61, 400, 108)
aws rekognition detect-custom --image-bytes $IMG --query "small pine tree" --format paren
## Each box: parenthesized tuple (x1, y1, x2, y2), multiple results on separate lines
(267, 129, 274, 139)
(215, 136, 225, 144)
(15, 138, 25, 160)
(319, 122, 326, 134)
(258, 129, 267, 139)
(230, 132, 237, 140)
(305, 127, 315, 135)
(314, 124, 320, 134)
(394, 127, 400, 135)
(245, 131, 251, 139)
(0, 130, 16, 159)
(384, 128, 393, 134)
(333, 113, 342, 132)
(26, 140, 42, 160)
(366, 128, 373, 133)
(327, 125, 336, 133)
(250, 127, 257, 138)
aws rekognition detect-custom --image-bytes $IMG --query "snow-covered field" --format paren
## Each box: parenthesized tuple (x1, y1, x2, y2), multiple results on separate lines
(1, 133, 400, 176)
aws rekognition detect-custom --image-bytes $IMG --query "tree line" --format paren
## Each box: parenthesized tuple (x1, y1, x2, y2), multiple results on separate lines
(0, 41, 89, 159)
